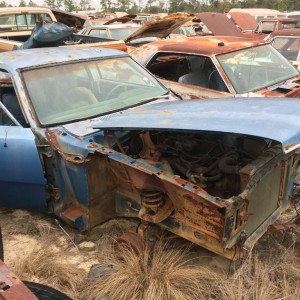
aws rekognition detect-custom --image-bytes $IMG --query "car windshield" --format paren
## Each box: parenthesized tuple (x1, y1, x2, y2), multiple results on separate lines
(271, 37, 300, 62)
(22, 56, 168, 126)
(182, 25, 196, 35)
(217, 44, 299, 94)
(109, 27, 140, 40)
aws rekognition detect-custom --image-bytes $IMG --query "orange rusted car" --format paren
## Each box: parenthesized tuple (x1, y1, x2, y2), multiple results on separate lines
(131, 36, 300, 99)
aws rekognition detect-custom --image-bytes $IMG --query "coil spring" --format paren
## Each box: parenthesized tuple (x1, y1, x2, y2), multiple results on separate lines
(141, 190, 163, 210)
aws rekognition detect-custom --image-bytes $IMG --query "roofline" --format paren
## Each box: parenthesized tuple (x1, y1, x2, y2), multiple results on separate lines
(0, 6, 53, 13)
(141, 37, 268, 56)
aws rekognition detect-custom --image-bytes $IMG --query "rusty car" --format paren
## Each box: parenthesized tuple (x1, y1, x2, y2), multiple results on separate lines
(266, 28, 300, 70)
(130, 36, 300, 99)
(0, 6, 85, 40)
(79, 22, 141, 41)
(1, 47, 300, 260)
(243, 17, 299, 39)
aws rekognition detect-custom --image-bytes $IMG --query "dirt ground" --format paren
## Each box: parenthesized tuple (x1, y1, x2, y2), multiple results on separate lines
(1, 206, 300, 300)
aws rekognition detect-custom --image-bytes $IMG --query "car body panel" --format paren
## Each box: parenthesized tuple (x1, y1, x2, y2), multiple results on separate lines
(49, 8, 85, 27)
(91, 98, 300, 153)
(0, 125, 46, 211)
(193, 12, 244, 37)
(124, 15, 193, 43)
(227, 12, 258, 31)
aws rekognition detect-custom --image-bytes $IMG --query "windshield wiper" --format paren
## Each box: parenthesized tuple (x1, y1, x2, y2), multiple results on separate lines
(138, 91, 174, 104)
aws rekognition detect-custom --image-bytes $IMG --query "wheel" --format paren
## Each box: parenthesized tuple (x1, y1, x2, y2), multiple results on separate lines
(106, 84, 127, 100)
(23, 281, 72, 300)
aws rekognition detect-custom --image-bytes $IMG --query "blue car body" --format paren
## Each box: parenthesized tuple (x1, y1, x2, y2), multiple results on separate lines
(0, 47, 300, 259)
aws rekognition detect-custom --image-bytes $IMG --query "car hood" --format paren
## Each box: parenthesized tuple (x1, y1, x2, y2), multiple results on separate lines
(92, 98, 300, 153)
(124, 16, 193, 43)
(227, 12, 258, 31)
(50, 8, 85, 27)
(194, 12, 244, 37)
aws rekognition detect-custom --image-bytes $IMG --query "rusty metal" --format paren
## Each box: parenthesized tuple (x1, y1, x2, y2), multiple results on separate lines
(268, 223, 300, 234)
(116, 232, 147, 255)
(0, 260, 38, 300)
(141, 190, 163, 210)
(139, 190, 174, 224)
(139, 131, 161, 162)
(267, 28, 300, 39)
(131, 36, 267, 60)
(124, 16, 193, 43)
(227, 12, 258, 31)
(194, 12, 244, 37)
(103, 16, 136, 25)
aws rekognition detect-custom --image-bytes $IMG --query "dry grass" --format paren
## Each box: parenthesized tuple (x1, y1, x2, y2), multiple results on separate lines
(85, 236, 220, 300)
(11, 241, 87, 300)
(209, 238, 300, 300)
(1, 208, 300, 300)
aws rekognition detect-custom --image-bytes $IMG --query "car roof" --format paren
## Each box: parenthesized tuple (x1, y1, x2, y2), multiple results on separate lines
(268, 28, 300, 38)
(260, 17, 298, 23)
(138, 36, 267, 56)
(0, 6, 52, 14)
(0, 47, 127, 72)
(84, 24, 141, 29)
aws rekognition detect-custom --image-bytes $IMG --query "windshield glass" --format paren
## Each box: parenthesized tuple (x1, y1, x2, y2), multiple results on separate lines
(182, 25, 196, 35)
(272, 37, 300, 62)
(217, 44, 299, 94)
(109, 27, 139, 40)
(22, 56, 168, 126)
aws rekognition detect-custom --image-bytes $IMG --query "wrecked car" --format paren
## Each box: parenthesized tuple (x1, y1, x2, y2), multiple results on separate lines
(131, 36, 300, 99)
(0, 6, 85, 40)
(244, 17, 299, 39)
(266, 28, 300, 70)
(1, 47, 300, 259)
(79, 23, 141, 41)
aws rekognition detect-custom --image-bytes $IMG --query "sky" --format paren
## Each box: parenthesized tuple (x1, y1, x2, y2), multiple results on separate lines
(4, 0, 102, 10)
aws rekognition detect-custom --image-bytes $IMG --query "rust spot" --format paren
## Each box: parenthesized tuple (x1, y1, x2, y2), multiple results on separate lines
(87, 143, 98, 149)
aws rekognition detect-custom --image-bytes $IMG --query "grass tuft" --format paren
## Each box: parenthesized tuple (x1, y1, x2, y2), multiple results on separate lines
(85, 236, 220, 300)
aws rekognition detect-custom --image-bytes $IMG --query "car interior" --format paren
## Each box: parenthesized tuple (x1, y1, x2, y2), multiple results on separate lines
(147, 53, 229, 92)
(0, 72, 26, 126)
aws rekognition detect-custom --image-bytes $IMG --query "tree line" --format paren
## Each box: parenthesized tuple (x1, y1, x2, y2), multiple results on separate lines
(0, 0, 299, 13)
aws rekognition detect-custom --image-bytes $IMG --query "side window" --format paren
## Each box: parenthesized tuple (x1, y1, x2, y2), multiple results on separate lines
(0, 71, 26, 126)
(147, 53, 190, 81)
(0, 13, 52, 32)
(90, 29, 108, 38)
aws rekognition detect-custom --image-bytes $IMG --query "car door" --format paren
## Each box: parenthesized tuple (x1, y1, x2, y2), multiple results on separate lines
(0, 99, 47, 211)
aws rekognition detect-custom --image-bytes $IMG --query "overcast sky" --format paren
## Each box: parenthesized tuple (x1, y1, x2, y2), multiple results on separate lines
(4, 0, 102, 10)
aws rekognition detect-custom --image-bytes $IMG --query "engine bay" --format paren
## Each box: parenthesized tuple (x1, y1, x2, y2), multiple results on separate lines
(117, 130, 276, 199)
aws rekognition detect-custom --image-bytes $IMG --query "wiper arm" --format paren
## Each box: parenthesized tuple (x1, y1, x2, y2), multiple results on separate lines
(138, 92, 172, 104)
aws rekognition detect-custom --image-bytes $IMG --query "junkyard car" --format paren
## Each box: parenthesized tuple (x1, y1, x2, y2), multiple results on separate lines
(244, 18, 299, 39)
(266, 28, 300, 70)
(79, 23, 141, 41)
(131, 36, 300, 99)
(1, 47, 300, 259)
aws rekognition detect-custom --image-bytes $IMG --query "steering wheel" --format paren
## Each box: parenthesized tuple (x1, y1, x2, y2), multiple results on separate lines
(106, 84, 127, 100)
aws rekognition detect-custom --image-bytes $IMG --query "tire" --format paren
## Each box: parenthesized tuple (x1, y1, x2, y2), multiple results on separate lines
(23, 281, 72, 300)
